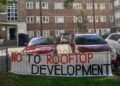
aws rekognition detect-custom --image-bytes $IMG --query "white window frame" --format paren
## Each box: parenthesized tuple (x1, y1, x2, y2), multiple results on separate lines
(42, 16, 49, 24)
(28, 31, 34, 38)
(95, 16, 99, 23)
(26, 16, 34, 24)
(42, 30, 50, 37)
(73, 16, 82, 23)
(86, 3, 93, 10)
(73, 2, 82, 9)
(87, 16, 93, 23)
(94, 3, 98, 10)
(54, 2, 64, 10)
(26, 1, 34, 9)
(7, 1, 17, 21)
(100, 16, 106, 22)
(88, 29, 94, 33)
(36, 30, 41, 37)
(55, 16, 64, 23)
(35, 0, 40, 9)
(99, 3, 105, 10)
(41, 2, 48, 9)
(36, 16, 40, 23)
(55, 30, 64, 37)
(35, 1, 48, 9)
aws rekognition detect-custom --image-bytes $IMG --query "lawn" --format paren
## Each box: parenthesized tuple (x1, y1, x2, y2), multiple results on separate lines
(0, 73, 120, 86)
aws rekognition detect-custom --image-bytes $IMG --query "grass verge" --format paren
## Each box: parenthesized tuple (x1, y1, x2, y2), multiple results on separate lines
(0, 73, 120, 86)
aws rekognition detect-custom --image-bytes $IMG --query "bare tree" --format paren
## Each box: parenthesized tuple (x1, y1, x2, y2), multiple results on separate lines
(64, 0, 88, 33)
(75, 10, 88, 33)
(64, 0, 74, 8)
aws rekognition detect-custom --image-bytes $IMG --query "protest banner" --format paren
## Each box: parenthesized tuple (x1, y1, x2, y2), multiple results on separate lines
(8, 48, 112, 77)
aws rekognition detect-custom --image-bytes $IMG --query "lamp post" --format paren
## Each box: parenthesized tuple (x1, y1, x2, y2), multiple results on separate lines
(92, 0, 96, 32)
(39, 0, 43, 36)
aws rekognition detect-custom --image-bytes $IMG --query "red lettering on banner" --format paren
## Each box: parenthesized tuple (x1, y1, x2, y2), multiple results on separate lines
(47, 55, 53, 64)
(79, 53, 87, 64)
(47, 53, 94, 64)
(78, 53, 93, 64)
(61, 54, 69, 64)
(11, 52, 22, 63)
(88, 53, 93, 63)
(69, 54, 76, 64)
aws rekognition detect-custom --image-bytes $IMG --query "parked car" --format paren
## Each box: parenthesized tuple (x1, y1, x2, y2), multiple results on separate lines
(24, 37, 55, 54)
(74, 34, 111, 52)
(105, 33, 120, 53)
(56, 33, 112, 54)
(105, 33, 120, 69)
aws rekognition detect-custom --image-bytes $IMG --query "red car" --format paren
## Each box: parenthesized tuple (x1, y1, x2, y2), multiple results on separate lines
(24, 37, 55, 55)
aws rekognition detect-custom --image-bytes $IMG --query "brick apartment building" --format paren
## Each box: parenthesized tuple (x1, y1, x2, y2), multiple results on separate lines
(0, 0, 114, 46)
(25, 0, 114, 37)
(113, 0, 120, 32)
(0, 0, 27, 46)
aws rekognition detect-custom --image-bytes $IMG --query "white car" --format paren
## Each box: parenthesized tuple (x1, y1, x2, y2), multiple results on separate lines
(105, 33, 120, 55)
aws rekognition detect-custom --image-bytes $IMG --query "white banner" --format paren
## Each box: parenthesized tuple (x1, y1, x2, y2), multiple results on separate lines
(8, 48, 112, 77)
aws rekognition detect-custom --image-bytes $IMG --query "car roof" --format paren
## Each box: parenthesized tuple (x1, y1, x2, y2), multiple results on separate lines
(105, 32, 120, 39)
(30, 37, 51, 41)
(74, 33, 97, 37)
(109, 32, 120, 35)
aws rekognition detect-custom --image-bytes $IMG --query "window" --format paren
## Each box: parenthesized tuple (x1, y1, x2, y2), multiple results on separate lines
(87, 16, 93, 23)
(100, 28, 110, 35)
(109, 34, 120, 41)
(109, 16, 114, 22)
(55, 30, 64, 37)
(28, 31, 34, 38)
(35, 1, 48, 9)
(115, 12, 120, 19)
(100, 16, 106, 22)
(36, 30, 41, 37)
(54, 2, 64, 9)
(26, 16, 34, 23)
(108, 3, 113, 9)
(43, 30, 50, 37)
(7, 1, 17, 21)
(36, 16, 49, 24)
(26, 1, 34, 9)
(99, 3, 105, 10)
(73, 16, 82, 23)
(55, 16, 64, 23)
(41, 2, 48, 9)
(28, 37, 54, 46)
(95, 16, 99, 22)
(42, 16, 49, 23)
(73, 3, 82, 9)
(101, 28, 110, 34)
(35, 0, 40, 9)
(88, 29, 94, 33)
(36, 16, 40, 23)
(86, 3, 93, 10)
(114, 0, 120, 6)
(95, 28, 100, 34)
(94, 3, 98, 10)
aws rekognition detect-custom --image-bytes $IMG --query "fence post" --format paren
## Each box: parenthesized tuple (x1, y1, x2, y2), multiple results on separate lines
(5, 48, 9, 72)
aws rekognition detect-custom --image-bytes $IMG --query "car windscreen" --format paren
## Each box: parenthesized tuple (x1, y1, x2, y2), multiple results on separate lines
(75, 35, 107, 45)
(109, 34, 120, 41)
(28, 38, 54, 46)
